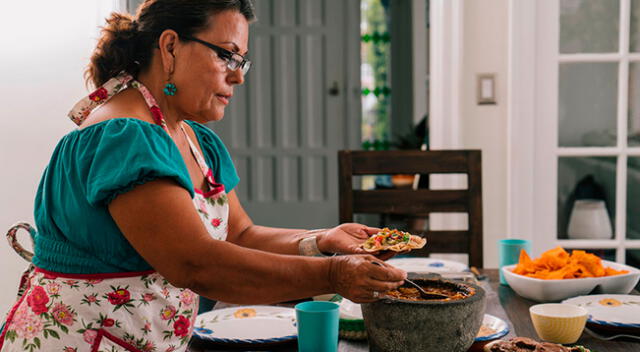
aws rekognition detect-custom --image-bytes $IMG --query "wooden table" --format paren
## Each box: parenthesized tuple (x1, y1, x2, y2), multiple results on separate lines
(189, 269, 640, 352)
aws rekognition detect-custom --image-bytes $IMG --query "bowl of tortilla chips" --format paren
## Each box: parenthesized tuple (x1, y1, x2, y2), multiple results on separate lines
(360, 228, 426, 253)
(502, 247, 640, 302)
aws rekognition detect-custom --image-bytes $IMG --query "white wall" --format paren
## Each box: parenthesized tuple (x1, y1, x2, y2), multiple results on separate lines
(0, 0, 116, 315)
(460, 0, 509, 268)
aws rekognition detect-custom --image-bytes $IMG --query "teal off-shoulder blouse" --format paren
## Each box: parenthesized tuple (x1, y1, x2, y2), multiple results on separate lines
(31, 118, 239, 274)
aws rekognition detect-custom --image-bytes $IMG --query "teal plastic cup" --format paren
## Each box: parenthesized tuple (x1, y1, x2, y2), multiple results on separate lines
(499, 239, 532, 285)
(295, 301, 340, 352)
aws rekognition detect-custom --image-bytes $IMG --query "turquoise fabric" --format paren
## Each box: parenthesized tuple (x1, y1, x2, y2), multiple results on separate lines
(185, 120, 239, 192)
(32, 118, 239, 274)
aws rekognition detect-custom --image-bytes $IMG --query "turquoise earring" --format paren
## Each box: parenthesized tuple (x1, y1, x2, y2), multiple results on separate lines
(163, 82, 177, 96)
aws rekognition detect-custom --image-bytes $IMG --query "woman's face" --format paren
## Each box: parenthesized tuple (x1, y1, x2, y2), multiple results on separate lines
(173, 10, 249, 122)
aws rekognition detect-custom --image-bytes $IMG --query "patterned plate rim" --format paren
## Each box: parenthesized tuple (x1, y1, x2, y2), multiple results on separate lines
(563, 295, 640, 329)
(192, 306, 297, 344)
(387, 257, 469, 271)
(587, 317, 640, 329)
(474, 314, 510, 342)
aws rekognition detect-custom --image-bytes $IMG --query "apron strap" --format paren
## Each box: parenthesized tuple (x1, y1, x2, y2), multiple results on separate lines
(67, 72, 133, 126)
(180, 126, 224, 192)
(68, 72, 220, 191)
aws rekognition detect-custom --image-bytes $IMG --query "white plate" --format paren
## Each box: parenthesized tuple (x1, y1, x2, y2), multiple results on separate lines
(193, 305, 297, 345)
(476, 314, 510, 342)
(563, 294, 640, 330)
(386, 257, 468, 273)
(339, 298, 363, 320)
(502, 260, 640, 302)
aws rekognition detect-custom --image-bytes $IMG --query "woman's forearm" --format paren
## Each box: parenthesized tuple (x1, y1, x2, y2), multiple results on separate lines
(229, 225, 327, 255)
(188, 239, 334, 304)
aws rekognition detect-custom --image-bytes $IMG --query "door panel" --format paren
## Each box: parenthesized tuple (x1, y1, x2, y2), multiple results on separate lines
(208, 0, 350, 228)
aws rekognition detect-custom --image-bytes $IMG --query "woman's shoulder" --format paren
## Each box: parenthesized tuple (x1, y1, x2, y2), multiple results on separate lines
(56, 118, 177, 164)
(51, 118, 193, 205)
(66, 118, 170, 145)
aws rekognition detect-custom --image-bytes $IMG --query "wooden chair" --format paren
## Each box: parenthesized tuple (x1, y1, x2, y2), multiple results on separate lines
(338, 150, 483, 268)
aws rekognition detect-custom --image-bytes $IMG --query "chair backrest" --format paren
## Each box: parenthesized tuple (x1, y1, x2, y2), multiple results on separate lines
(338, 150, 483, 268)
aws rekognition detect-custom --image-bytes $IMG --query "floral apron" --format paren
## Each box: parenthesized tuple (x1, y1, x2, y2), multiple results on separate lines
(1, 73, 229, 351)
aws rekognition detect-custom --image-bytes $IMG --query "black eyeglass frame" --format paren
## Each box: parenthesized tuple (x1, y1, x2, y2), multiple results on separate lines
(181, 35, 251, 74)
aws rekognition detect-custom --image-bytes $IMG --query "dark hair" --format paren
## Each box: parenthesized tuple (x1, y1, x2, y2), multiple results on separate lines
(86, 0, 255, 88)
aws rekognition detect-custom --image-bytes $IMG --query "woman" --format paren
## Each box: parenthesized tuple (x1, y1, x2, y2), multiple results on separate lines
(0, 0, 406, 351)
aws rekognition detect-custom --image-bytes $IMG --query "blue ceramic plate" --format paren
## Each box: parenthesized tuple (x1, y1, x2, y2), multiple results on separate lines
(475, 314, 510, 342)
(387, 257, 468, 274)
(192, 305, 297, 345)
(563, 294, 640, 333)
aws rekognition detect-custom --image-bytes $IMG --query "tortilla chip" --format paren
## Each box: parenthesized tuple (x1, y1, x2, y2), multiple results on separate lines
(510, 246, 629, 280)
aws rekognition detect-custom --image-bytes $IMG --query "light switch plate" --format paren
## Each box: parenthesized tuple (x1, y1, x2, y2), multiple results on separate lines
(477, 73, 496, 105)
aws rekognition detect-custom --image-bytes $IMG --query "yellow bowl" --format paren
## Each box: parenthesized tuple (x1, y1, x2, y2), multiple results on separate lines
(529, 303, 587, 344)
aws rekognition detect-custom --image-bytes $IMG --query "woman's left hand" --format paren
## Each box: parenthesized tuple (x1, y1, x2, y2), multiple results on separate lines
(316, 223, 399, 260)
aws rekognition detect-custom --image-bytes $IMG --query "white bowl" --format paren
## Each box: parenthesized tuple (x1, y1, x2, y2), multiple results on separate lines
(502, 260, 640, 302)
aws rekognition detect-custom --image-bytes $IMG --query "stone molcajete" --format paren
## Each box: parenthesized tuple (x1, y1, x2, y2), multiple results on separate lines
(361, 275, 486, 352)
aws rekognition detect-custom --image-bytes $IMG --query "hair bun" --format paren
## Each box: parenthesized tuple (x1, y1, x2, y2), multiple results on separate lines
(86, 12, 141, 87)
(104, 12, 137, 34)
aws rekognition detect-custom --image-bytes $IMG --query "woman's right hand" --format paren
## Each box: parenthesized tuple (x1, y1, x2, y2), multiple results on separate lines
(328, 255, 407, 303)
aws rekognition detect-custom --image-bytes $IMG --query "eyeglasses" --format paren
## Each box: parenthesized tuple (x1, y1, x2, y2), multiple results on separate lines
(181, 35, 251, 75)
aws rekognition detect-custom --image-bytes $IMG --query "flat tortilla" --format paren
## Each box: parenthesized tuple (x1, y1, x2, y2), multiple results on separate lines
(361, 228, 427, 252)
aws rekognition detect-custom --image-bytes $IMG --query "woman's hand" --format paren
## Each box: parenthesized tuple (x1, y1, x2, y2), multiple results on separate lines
(315, 223, 400, 260)
(328, 255, 406, 303)
(315, 223, 376, 254)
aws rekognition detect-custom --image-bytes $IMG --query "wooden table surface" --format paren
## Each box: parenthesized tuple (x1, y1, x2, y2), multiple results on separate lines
(189, 269, 640, 352)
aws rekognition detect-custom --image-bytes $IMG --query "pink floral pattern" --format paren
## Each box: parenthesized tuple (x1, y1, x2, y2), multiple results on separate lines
(51, 303, 75, 326)
(194, 190, 229, 241)
(143, 292, 155, 302)
(179, 290, 195, 306)
(12, 306, 43, 339)
(106, 287, 131, 306)
(82, 329, 97, 344)
(88, 87, 108, 102)
(160, 305, 177, 321)
(1, 271, 198, 351)
(26, 286, 49, 315)
(45, 282, 60, 295)
(173, 315, 191, 338)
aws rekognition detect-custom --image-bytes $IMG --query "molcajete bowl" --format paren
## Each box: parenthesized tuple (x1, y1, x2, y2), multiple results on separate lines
(361, 276, 486, 352)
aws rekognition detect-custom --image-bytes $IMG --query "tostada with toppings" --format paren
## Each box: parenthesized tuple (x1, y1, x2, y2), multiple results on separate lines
(360, 228, 427, 252)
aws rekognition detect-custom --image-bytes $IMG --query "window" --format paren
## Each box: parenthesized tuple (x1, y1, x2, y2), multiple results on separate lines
(534, 0, 640, 265)
(360, 0, 391, 150)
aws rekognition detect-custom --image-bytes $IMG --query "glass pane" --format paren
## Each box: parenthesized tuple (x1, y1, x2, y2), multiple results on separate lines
(560, 0, 619, 54)
(559, 63, 618, 147)
(630, 63, 640, 146)
(631, 0, 640, 52)
(627, 250, 640, 269)
(361, 0, 391, 148)
(628, 158, 640, 239)
(567, 248, 616, 261)
(558, 157, 616, 239)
